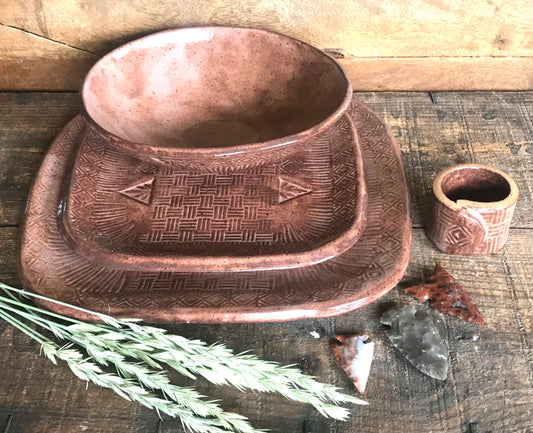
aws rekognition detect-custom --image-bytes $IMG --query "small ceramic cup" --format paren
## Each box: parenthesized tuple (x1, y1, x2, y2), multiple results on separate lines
(427, 164, 519, 255)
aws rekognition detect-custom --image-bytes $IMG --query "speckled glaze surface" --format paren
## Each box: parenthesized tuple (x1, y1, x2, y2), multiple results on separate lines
(62, 27, 367, 273)
(59, 113, 366, 272)
(427, 164, 518, 255)
(19, 102, 411, 323)
(81, 27, 352, 170)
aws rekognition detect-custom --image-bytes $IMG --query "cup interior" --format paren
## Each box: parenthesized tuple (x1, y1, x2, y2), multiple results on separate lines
(82, 28, 349, 149)
(441, 167, 511, 203)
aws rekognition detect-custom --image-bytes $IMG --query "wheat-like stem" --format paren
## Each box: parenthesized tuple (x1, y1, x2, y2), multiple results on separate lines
(0, 283, 121, 326)
(0, 298, 263, 433)
(0, 283, 365, 430)
(0, 301, 263, 433)
(80, 342, 265, 433)
(0, 285, 365, 408)
(41, 342, 250, 433)
(68, 323, 366, 419)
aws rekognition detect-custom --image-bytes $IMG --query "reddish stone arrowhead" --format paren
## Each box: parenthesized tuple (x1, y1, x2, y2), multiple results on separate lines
(331, 334, 374, 393)
(404, 265, 485, 325)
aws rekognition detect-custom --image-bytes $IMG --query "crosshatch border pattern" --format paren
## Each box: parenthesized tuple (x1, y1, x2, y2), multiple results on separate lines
(19, 102, 411, 322)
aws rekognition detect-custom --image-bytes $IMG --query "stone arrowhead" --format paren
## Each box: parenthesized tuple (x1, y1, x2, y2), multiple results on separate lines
(404, 265, 485, 325)
(331, 334, 374, 393)
(381, 305, 448, 380)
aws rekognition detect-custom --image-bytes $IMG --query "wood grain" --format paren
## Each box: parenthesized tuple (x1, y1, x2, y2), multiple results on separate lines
(0, 92, 80, 226)
(354, 91, 533, 229)
(1, 0, 533, 90)
(0, 91, 532, 432)
(3, 0, 532, 57)
(0, 227, 18, 285)
(0, 25, 98, 90)
(346, 57, 533, 91)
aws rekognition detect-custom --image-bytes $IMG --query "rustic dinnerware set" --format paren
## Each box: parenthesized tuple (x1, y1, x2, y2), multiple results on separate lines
(18, 27, 517, 323)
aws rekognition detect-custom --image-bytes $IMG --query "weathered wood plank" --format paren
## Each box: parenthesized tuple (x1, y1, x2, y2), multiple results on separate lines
(345, 57, 533, 91)
(2, 0, 532, 57)
(0, 25, 99, 91)
(0, 227, 18, 285)
(0, 92, 80, 226)
(1, 0, 533, 90)
(3, 54, 532, 92)
(1, 229, 532, 432)
(354, 91, 533, 229)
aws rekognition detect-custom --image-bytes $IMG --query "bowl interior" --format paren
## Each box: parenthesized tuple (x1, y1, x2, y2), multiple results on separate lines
(82, 28, 349, 149)
(441, 167, 511, 203)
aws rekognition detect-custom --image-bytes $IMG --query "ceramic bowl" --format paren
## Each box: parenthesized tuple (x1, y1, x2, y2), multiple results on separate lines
(81, 27, 352, 170)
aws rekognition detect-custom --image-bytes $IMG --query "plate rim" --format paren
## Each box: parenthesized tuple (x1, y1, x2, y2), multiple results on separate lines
(19, 101, 411, 323)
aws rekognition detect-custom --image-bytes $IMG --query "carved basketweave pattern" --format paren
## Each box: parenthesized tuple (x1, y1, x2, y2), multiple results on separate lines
(429, 201, 515, 254)
(66, 117, 358, 257)
(20, 102, 410, 321)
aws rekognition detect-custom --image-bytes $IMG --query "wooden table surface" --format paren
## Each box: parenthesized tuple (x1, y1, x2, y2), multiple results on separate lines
(1, 91, 532, 433)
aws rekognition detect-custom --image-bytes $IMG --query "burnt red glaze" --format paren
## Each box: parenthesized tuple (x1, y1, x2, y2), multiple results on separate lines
(59, 114, 367, 272)
(67, 27, 365, 272)
(19, 101, 411, 324)
(405, 264, 485, 325)
(81, 27, 352, 170)
(427, 164, 519, 255)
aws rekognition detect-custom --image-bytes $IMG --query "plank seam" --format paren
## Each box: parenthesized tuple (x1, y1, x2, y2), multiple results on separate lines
(0, 22, 100, 57)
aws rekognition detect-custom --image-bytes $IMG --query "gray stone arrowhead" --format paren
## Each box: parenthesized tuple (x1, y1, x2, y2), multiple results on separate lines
(381, 305, 448, 380)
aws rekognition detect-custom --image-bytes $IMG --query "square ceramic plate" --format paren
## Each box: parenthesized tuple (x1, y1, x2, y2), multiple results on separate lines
(59, 114, 367, 273)
(19, 101, 411, 323)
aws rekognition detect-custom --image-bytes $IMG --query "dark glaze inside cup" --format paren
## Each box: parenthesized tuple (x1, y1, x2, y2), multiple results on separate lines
(82, 27, 351, 151)
(440, 167, 511, 203)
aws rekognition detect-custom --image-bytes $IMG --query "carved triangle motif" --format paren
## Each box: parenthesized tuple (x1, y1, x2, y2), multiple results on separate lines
(118, 178, 155, 205)
(278, 176, 312, 204)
